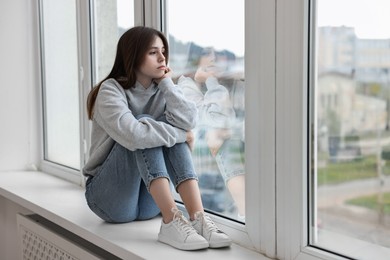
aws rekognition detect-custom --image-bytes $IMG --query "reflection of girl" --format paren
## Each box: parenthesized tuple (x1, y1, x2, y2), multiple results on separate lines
(178, 47, 245, 220)
(83, 27, 231, 250)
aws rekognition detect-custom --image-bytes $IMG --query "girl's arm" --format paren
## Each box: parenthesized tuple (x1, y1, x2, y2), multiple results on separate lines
(157, 77, 198, 130)
(178, 75, 235, 129)
(94, 80, 187, 151)
(203, 76, 236, 128)
(177, 76, 204, 108)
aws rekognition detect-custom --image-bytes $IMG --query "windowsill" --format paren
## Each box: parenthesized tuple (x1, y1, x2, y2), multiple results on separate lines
(0, 171, 266, 259)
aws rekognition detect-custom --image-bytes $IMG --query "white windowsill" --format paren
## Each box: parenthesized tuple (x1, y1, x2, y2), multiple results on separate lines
(0, 171, 266, 260)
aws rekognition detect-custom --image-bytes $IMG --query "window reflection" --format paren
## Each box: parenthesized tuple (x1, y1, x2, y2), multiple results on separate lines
(167, 0, 245, 222)
(312, 0, 390, 258)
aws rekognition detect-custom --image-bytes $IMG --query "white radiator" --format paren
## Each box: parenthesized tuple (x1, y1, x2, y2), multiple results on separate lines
(17, 214, 120, 260)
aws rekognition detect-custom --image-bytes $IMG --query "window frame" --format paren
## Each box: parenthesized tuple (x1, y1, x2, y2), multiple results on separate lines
(156, 0, 278, 256)
(275, 0, 311, 258)
(245, 0, 277, 256)
(36, 0, 362, 258)
(38, 0, 87, 185)
(274, 0, 346, 259)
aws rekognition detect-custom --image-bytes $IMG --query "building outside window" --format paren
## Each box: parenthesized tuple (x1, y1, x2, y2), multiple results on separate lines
(311, 0, 390, 258)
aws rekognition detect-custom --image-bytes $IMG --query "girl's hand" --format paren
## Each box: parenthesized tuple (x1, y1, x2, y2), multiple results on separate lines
(154, 67, 173, 84)
(194, 67, 215, 83)
(206, 128, 231, 156)
(186, 130, 195, 151)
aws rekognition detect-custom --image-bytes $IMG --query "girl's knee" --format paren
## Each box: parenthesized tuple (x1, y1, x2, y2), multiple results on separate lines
(137, 207, 160, 220)
(86, 201, 137, 223)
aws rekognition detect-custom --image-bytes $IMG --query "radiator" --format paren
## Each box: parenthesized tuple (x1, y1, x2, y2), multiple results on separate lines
(17, 214, 121, 260)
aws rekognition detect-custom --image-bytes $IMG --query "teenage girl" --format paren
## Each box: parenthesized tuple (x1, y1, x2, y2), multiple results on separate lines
(83, 26, 231, 251)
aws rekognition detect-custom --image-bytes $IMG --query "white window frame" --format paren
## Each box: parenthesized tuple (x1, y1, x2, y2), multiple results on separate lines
(147, 0, 278, 256)
(275, 0, 311, 258)
(39, 0, 140, 186)
(38, 0, 90, 185)
(245, 0, 277, 257)
(274, 0, 345, 259)
(36, 0, 359, 258)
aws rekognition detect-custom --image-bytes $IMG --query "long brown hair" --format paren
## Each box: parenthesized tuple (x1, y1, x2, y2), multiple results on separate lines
(86, 26, 169, 120)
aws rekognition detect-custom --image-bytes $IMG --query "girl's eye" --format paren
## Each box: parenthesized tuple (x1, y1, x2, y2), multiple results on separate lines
(149, 49, 164, 55)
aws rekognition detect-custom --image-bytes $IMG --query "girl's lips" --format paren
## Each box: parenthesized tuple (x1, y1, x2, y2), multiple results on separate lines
(158, 66, 166, 70)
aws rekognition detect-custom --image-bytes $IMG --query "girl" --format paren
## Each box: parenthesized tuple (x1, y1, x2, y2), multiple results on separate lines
(83, 26, 231, 251)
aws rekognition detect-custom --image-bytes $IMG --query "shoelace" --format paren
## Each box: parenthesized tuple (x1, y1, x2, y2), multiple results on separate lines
(201, 213, 220, 232)
(173, 210, 197, 235)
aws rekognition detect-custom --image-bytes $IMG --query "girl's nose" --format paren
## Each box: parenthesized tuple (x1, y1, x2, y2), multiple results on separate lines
(158, 52, 165, 62)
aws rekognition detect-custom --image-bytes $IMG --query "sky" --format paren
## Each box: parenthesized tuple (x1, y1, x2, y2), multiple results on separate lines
(117, 0, 390, 56)
(117, 0, 244, 57)
(166, 0, 244, 57)
(317, 0, 390, 39)
(117, 0, 134, 28)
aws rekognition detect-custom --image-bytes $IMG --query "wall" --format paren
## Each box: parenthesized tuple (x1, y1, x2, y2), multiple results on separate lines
(0, 1, 39, 259)
(0, 0, 40, 171)
(0, 196, 33, 260)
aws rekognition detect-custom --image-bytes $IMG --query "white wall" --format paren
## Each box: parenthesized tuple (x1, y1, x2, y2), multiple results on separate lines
(0, 2, 39, 257)
(0, 0, 40, 171)
(0, 196, 33, 260)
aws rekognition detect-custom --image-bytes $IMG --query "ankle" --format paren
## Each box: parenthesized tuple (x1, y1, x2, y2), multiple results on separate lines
(162, 207, 180, 224)
(162, 217, 172, 224)
(190, 210, 204, 221)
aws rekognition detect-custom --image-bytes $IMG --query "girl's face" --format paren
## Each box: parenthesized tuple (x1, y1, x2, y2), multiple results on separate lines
(136, 36, 167, 88)
(199, 49, 216, 70)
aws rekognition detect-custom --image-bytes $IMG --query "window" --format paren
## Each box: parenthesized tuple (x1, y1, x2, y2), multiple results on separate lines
(39, 0, 135, 182)
(165, 0, 245, 223)
(40, 0, 81, 170)
(91, 0, 134, 84)
(38, 0, 383, 258)
(311, 0, 390, 258)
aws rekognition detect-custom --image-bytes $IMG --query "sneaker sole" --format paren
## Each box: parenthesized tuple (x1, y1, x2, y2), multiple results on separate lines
(209, 240, 232, 248)
(158, 234, 209, 251)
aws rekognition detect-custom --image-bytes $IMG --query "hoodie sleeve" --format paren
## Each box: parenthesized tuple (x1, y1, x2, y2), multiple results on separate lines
(178, 75, 235, 128)
(94, 80, 187, 151)
(157, 77, 198, 130)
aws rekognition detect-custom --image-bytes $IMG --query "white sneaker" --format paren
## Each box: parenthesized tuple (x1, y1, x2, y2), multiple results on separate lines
(237, 214, 246, 222)
(158, 209, 209, 250)
(191, 211, 232, 248)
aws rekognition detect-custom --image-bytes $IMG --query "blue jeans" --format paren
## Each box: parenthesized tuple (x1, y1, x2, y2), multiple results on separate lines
(85, 141, 198, 223)
(195, 128, 245, 184)
(215, 138, 245, 184)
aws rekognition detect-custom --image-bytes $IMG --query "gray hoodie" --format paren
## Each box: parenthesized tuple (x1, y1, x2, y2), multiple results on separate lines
(177, 75, 244, 141)
(83, 77, 197, 177)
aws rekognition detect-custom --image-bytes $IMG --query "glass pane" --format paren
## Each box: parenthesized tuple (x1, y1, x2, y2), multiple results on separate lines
(312, 0, 390, 258)
(92, 0, 134, 84)
(167, 0, 245, 222)
(41, 0, 80, 169)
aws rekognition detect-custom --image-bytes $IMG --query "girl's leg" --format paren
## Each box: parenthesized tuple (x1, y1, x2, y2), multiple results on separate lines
(162, 142, 203, 219)
(133, 146, 179, 223)
(135, 144, 210, 250)
(226, 175, 246, 217)
(215, 139, 246, 217)
(85, 143, 160, 223)
(176, 179, 203, 220)
(148, 178, 177, 223)
(163, 142, 232, 248)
